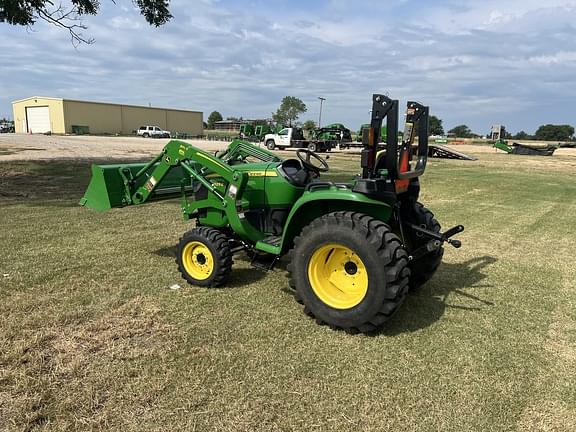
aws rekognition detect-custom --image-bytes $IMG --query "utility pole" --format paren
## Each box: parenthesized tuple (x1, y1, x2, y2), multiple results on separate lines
(318, 97, 326, 128)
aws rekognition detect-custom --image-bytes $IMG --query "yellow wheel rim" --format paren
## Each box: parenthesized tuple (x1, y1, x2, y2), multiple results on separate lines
(181, 241, 214, 281)
(307, 243, 368, 309)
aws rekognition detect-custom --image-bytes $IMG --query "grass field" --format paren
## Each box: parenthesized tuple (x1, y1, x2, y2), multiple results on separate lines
(1, 150, 575, 431)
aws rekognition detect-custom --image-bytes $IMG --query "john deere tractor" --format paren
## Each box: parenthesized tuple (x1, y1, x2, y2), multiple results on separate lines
(80, 94, 463, 333)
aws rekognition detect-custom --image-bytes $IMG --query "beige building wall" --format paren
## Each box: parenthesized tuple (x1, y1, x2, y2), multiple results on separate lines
(167, 110, 203, 135)
(12, 97, 203, 135)
(120, 106, 168, 134)
(63, 100, 123, 134)
(12, 97, 66, 133)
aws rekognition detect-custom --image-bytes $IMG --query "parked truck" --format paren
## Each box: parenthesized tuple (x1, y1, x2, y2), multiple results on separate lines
(264, 127, 332, 152)
(137, 125, 171, 138)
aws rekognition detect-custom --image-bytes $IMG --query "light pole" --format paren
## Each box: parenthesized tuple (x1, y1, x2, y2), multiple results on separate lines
(317, 97, 326, 128)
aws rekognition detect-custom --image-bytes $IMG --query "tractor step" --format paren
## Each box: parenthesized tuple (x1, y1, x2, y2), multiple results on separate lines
(250, 252, 279, 272)
(261, 235, 281, 246)
(255, 235, 281, 255)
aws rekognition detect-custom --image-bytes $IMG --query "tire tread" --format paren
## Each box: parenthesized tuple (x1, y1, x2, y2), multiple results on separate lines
(176, 226, 232, 287)
(288, 211, 410, 333)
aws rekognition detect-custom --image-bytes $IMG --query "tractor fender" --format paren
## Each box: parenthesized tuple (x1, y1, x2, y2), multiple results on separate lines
(278, 187, 394, 254)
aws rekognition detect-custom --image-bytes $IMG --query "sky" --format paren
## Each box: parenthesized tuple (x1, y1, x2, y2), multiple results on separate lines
(1, 0, 576, 134)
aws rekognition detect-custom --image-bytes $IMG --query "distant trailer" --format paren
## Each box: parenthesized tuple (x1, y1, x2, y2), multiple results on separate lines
(377, 143, 476, 161)
(425, 144, 477, 161)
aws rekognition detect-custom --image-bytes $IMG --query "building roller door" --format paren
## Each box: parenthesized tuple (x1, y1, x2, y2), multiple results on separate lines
(26, 106, 51, 133)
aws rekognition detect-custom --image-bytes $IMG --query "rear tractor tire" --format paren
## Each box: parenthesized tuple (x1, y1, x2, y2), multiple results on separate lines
(288, 211, 410, 333)
(176, 227, 232, 287)
(405, 202, 444, 290)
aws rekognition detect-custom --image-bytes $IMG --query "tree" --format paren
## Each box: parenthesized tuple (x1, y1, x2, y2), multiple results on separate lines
(429, 115, 444, 136)
(513, 131, 531, 140)
(448, 124, 473, 138)
(272, 96, 307, 127)
(534, 124, 574, 141)
(207, 111, 223, 129)
(0, 0, 172, 45)
(303, 120, 316, 131)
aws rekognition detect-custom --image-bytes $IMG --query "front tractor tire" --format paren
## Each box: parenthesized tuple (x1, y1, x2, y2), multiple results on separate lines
(288, 211, 410, 333)
(176, 227, 232, 287)
(405, 202, 444, 290)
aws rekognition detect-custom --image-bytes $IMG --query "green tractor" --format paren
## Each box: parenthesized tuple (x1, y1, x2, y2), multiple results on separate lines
(254, 124, 273, 141)
(357, 123, 387, 142)
(80, 94, 463, 333)
(238, 123, 255, 140)
(240, 123, 281, 142)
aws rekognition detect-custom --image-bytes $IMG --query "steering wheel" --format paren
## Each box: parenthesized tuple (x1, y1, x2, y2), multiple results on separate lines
(296, 149, 329, 174)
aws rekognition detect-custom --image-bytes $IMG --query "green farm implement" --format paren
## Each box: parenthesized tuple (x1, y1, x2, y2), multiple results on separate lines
(238, 123, 280, 142)
(492, 125, 557, 156)
(81, 94, 464, 333)
(494, 140, 557, 156)
(312, 123, 353, 148)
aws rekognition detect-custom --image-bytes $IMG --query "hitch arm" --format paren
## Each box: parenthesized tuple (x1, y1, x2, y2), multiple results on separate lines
(408, 223, 464, 248)
(407, 223, 464, 261)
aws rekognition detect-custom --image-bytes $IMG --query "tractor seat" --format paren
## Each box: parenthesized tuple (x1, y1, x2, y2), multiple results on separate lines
(277, 159, 310, 187)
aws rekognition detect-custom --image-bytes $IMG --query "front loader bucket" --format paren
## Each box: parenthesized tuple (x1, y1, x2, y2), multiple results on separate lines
(80, 163, 192, 211)
(79, 163, 135, 211)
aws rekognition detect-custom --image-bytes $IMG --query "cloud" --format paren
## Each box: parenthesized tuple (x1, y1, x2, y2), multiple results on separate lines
(0, 0, 576, 133)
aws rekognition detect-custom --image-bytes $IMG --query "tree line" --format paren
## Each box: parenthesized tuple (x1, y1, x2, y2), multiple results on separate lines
(423, 117, 575, 141)
(207, 100, 575, 142)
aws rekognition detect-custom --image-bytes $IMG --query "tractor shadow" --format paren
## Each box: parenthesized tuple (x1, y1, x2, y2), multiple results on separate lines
(377, 255, 498, 336)
(226, 268, 268, 288)
(154, 245, 177, 258)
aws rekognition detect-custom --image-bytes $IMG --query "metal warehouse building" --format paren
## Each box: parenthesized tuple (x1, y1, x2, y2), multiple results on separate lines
(12, 96, 203, 136)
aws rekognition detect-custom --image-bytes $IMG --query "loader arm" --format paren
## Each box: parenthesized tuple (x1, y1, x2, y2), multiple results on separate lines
(80, 139, 268, 243)
(127, 140, 238, 205)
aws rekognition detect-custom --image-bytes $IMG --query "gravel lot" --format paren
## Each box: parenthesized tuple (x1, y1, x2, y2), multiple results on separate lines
(0, 134, 231, 161)
(1, 133, 575, 161)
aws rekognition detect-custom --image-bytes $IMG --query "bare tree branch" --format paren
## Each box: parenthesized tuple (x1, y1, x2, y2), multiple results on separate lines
(36, 3, 94, 45)
(1, 1, 172, 46)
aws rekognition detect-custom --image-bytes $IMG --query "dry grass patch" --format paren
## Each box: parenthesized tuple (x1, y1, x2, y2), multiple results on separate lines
(0, 296, 179, 430)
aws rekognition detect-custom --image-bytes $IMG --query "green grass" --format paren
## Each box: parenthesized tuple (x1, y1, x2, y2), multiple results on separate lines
(1, 152, 576, 431)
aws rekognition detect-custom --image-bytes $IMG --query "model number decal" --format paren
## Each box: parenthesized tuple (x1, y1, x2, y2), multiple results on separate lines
(247, 171, 278, 177)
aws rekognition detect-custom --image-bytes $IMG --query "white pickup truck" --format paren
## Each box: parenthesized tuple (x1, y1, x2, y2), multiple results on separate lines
(137, 125, 171, 138)
(263, 127, 331, 152)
